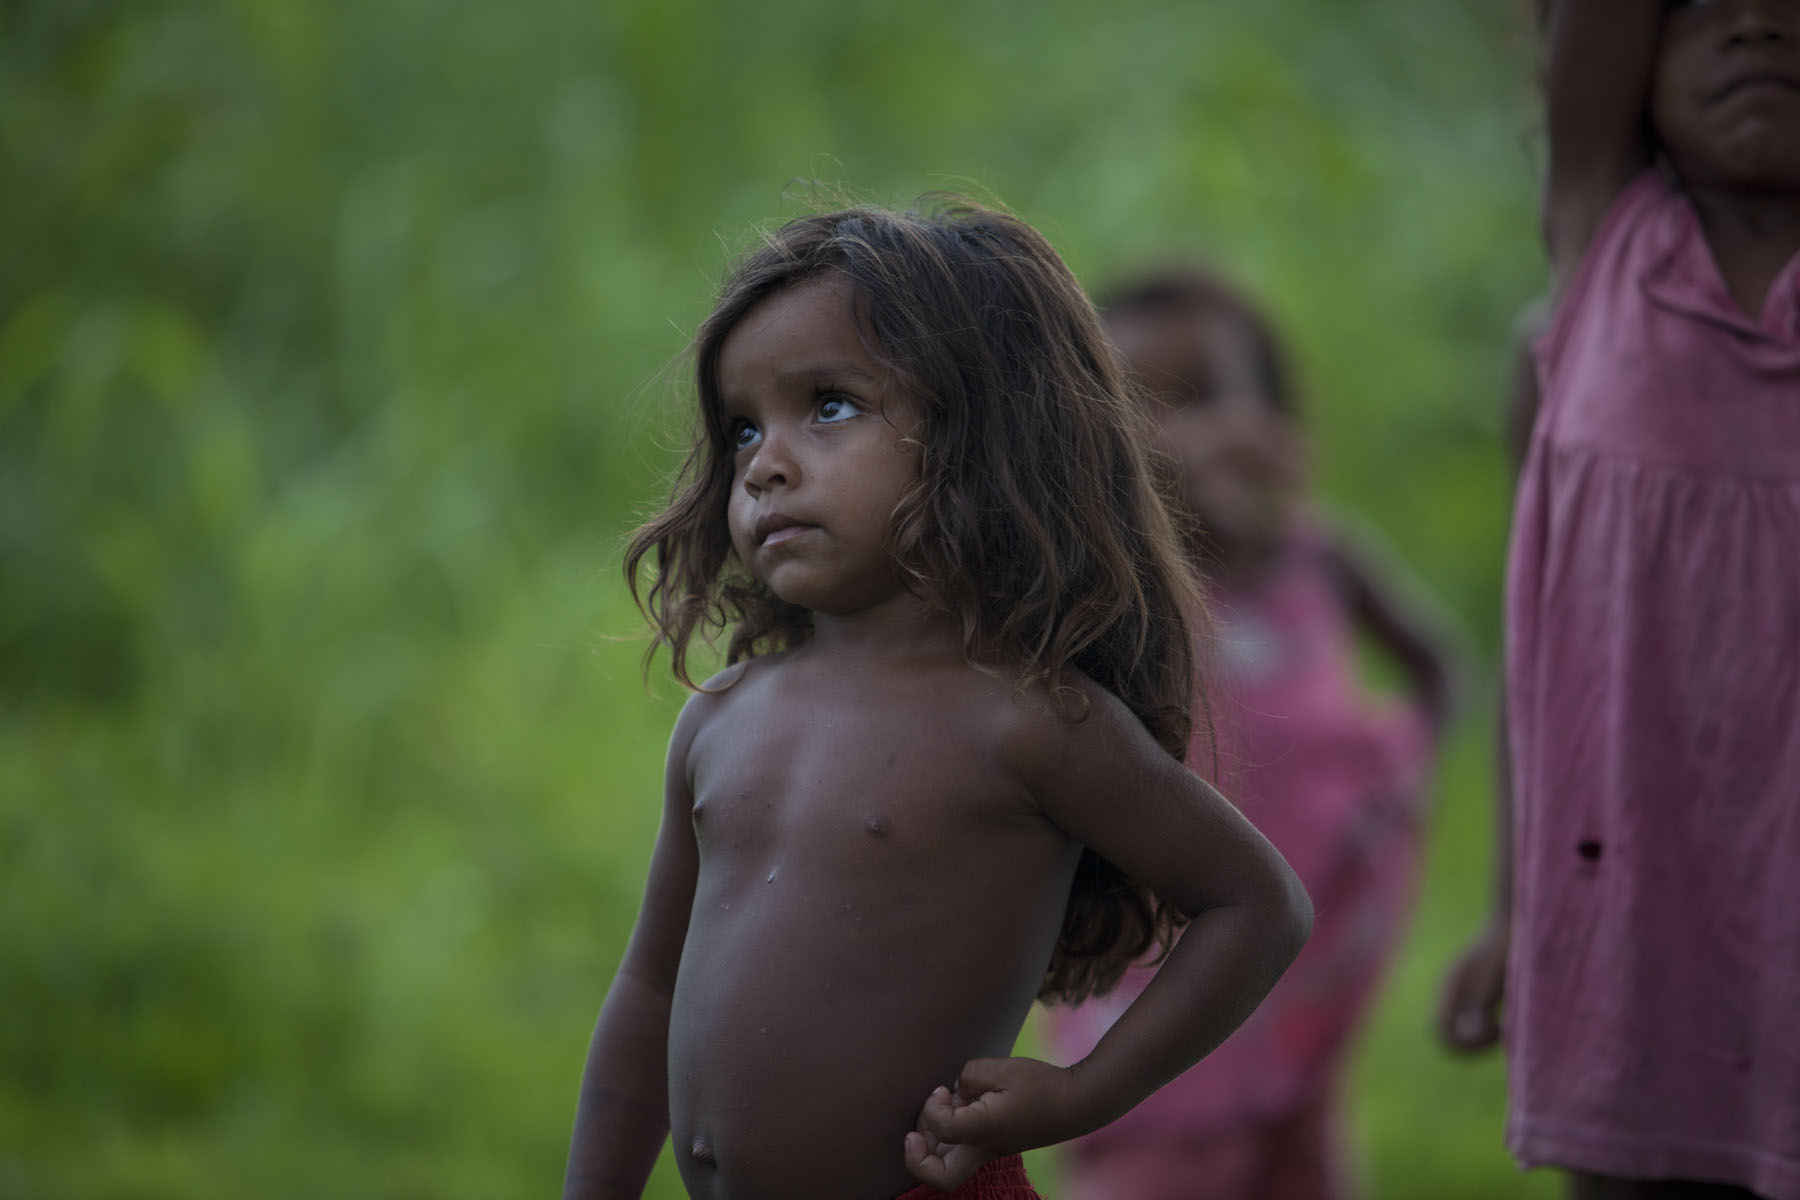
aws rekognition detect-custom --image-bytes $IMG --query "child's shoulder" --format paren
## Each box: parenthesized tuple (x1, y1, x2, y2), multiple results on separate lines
(692, 658, 756, 696)
(667, 659, 761, 740)
(1539, 169, 1682, 377)
(985, 668, 1157, 784)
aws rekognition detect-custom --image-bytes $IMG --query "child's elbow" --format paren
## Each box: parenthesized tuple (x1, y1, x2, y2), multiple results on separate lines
(1268, 866, 1314, 968)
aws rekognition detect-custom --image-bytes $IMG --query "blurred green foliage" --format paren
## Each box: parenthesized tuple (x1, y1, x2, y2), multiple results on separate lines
(3, 1, 1552, 1196)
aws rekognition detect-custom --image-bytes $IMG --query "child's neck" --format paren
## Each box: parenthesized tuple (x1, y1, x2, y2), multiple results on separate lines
(804, 594, 962, 665)
(1197, 539, 1283, 593)
(1687, 183, 1800, 320)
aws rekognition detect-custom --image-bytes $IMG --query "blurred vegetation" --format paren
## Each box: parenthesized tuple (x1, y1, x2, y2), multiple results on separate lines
(3, 1, 1552, 1196)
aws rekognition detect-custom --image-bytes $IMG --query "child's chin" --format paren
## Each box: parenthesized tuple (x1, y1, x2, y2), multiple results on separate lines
(765, 579, 853, 615)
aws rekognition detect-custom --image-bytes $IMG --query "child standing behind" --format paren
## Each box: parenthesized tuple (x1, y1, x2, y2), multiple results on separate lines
(1045, 268, 1455, 1200)
(1439, 1, 1800, 1196)
(562, 202, 1313, 1200)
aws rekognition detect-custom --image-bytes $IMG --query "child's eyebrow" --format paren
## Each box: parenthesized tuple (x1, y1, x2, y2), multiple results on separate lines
(769, 360, 880, 387)
(715, 360, 886, 414)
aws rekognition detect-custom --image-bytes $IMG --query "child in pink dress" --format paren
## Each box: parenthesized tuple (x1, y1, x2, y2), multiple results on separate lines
(1437, 2, 1800, 1196)
(1047, 268, 1456, 1200)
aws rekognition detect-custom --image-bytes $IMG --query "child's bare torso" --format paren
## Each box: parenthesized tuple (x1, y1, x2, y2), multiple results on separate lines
(670, 648, 1082, 1200)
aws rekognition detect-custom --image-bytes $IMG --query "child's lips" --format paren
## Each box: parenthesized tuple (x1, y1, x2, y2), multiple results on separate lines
(753, 513, 818, 546)
(761, 524, 815, 548)
(1714, 71, 1800, 103)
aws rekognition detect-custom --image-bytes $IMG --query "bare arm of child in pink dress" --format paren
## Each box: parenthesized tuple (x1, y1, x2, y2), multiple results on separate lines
(1541, 0, 1661, 287)
(1437, 304, 1544, 1053)
(1434, 0, 1658, 1054)
(1319, 530, 1462, 742)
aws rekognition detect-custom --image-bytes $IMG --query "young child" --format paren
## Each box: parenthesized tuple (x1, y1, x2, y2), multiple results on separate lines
(561, 201, 1314, 1200)
(1438, 1, 1800, 1196)
(1045, 267, 1456, 1200)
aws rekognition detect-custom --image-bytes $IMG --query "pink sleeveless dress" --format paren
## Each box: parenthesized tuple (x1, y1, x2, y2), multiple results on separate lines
(1046, 525, 1430, 1199)
(1508, 170, 1800, 1197)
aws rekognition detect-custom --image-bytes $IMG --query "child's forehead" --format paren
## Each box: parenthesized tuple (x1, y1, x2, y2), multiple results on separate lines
(721, 277, 860, 365)
(719, 273, 899, 370)
(1114, 307, 1274, 399)
(1111, 304, 1247, 359)
(707, 275, 922, 420)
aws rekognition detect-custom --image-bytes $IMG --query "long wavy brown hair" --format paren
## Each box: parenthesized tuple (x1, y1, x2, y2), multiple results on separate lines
(625, 196, 1212, 1004)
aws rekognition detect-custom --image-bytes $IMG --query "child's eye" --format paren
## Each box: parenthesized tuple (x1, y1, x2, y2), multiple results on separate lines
(729, 418, 761, 451)
(816, 393, 863, 423)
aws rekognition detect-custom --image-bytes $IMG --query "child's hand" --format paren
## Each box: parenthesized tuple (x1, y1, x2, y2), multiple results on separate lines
(902, 1057, 1085, 1191)
(1437, 919, 1509, 1053)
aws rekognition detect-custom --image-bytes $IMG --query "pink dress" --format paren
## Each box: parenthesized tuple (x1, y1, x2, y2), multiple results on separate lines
(1046, 525, 1430, 1200)
(1508, 169, 1800, 1197)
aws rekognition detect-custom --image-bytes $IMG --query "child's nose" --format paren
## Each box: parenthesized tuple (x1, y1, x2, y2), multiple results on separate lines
(1725, 0, 1793, 43)
(743, 431, 797, 493)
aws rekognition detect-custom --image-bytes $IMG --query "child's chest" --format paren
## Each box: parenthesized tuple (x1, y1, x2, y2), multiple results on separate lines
(1551, 313, 1800, 479)
(684, 677, 1032, 862)
(1544, 209, 1800, 480)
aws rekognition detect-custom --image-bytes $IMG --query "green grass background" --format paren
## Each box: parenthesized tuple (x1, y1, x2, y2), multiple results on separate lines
(3, 2, 1557, 1195)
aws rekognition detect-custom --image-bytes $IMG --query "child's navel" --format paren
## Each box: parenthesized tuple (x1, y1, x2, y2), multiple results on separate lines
(863, 814, 891, 838)
(689, 1135, 716, 1165)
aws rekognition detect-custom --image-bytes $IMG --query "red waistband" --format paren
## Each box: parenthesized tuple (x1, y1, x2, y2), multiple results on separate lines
(892, 1155, 1041, 1200)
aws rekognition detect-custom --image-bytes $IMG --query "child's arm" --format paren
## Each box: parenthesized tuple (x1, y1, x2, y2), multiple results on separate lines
(1499, 298, 1548, 471)
(904, 684, 1312, 1189)
(1319, 527, 1462, 742)
(561, 701, 704, 1200)
(1435, 695, 1514, 1052)
(1541, 0, 1661, 287)
(1436, 306, 1543, 1053)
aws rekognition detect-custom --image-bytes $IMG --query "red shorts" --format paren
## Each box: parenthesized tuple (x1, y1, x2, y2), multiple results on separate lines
(894, 1155, 1044, 1200)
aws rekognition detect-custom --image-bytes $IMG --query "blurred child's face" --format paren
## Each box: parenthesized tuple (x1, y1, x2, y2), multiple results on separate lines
(717, 273, 924, 616)
(1650, 0, 1800, 191)
(1111, 308, 1303, 564)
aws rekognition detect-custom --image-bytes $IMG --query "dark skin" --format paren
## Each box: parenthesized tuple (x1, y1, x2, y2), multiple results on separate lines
(563, 276, 1314, 1200)
(1112, 306, 1459, 741)
(1441, 1, 1798, 1193)
(1541, 0, 1800, 313)
(1436, 299, 1542, 1055)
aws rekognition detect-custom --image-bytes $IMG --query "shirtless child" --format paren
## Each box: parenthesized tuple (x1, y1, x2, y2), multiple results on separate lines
(563, 199, 1313, 1200)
